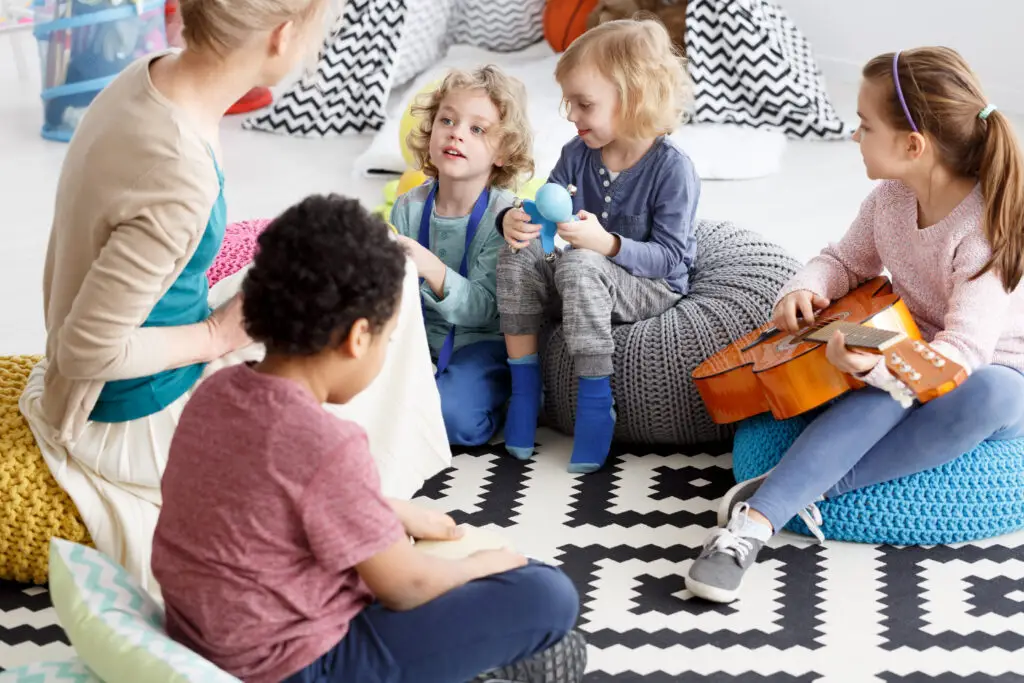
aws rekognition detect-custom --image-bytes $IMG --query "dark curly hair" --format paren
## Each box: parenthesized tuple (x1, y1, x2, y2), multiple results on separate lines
(242, 194, 406, 356)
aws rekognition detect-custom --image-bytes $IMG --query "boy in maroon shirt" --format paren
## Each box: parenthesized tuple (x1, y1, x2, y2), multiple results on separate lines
(152, 195, 586, 683)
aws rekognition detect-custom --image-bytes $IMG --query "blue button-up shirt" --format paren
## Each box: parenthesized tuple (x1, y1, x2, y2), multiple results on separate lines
(549, 136, 700, 294)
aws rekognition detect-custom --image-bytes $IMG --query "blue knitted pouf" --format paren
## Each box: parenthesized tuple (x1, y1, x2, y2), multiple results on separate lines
(731, 413, 1024, 545)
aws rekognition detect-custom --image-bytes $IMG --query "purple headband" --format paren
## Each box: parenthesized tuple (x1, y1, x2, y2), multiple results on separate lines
(893, 51, 919, 132)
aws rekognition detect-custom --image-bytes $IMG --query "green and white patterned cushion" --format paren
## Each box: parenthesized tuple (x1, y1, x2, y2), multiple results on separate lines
(47, 539, 240, 683)
(0, 658, 101, 682)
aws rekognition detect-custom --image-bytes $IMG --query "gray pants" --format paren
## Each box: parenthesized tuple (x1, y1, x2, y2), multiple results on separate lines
(496, 241, 682, 377)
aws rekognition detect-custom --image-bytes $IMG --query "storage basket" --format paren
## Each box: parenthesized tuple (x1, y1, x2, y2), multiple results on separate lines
(33, 0, 166, 141)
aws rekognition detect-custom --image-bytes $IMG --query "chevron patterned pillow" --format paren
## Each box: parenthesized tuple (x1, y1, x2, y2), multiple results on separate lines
(245, 0, 548, 137)
(47, 540, 240, 683)
(0, 659, 102, 682)
(686, 0, 852, 139)
(450, 0, 545, 52)
(391, 0, 456, 87)
(245, 0, 406, 137)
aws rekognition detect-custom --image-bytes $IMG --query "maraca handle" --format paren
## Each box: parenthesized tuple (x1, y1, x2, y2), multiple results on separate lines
(522, 200, 558, 256)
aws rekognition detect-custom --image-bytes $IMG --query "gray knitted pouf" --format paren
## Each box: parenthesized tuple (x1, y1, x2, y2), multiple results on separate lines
(540, 219, 801, 445)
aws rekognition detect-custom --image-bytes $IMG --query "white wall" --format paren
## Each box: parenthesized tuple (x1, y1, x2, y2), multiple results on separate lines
(777, 0, 1024, 113)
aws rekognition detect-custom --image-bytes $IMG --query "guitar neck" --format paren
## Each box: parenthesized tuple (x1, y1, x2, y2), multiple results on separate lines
(804, 321, 906, 351)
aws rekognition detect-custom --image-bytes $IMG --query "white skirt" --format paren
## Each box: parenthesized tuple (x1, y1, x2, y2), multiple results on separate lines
(19, 259, 451, 596)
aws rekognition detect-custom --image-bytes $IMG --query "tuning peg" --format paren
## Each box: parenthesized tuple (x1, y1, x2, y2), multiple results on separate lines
(884, 380, 915, 408)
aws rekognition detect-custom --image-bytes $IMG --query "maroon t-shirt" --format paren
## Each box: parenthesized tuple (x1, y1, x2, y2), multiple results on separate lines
(152, 364, 405, 683)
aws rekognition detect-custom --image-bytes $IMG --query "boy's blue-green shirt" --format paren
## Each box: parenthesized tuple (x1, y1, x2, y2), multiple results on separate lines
(391, 182, 513, 358)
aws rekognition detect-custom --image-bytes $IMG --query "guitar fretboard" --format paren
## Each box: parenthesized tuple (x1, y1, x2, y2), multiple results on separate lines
(805, 321, 905, 350)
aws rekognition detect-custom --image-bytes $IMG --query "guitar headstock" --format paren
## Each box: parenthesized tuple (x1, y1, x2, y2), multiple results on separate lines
(880, 338, 968, 406)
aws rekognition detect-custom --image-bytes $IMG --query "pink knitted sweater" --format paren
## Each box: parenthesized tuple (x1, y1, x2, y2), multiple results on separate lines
(777, 180, 1024, 387)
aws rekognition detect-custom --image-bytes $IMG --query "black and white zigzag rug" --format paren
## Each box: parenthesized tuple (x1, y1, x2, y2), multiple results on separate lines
(2, 430, 1024, 680)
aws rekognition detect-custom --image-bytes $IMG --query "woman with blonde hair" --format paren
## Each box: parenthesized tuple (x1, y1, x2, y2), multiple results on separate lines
(20, 0, 450, 595)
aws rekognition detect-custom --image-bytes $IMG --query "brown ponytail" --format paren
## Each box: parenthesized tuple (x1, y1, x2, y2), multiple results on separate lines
(977, 110, 1024, 291)
(863, 47, 1024, 293)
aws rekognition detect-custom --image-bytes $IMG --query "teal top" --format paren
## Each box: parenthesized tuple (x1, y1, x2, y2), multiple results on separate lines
(89, 156, 227, 423)
(391, 182, 512, 359)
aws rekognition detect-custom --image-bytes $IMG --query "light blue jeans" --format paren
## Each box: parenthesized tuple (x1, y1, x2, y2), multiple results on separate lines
(747, 364, 1024, 533)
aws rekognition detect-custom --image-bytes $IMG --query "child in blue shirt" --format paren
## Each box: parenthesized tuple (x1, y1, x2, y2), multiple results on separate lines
(496, 18, 701, 473)
(392, 65, 535, 447)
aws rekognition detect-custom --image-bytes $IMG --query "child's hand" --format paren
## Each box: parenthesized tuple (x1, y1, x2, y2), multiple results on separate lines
(825, 330, 879, 376)
(405, 508, 464, 542)
(395, 234, 446, 297)
(557, 210, 619, 256)
(503, 208, 540, 249)
(391, 500, 465, 541)
(773, 290, 831, 334)
(395, 235, 433, 274)
(468, 548, 529, 577)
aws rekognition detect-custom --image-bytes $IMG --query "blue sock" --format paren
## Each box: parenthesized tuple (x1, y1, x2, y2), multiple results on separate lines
(568, 376, 616, 474)
(504, 354, 542, 460)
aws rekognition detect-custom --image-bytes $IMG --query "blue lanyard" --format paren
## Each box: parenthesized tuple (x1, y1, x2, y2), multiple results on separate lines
(417, 182, 490, 376)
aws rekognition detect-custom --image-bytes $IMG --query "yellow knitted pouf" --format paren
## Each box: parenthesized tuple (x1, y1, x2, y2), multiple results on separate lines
(0, 355, 91, 584)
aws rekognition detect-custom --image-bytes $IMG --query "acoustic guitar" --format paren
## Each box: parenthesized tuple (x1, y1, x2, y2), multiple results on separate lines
(692, 276, 968, 424)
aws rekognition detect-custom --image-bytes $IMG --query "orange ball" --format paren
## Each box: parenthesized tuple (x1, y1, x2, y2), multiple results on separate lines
(543, 0, 599, 52)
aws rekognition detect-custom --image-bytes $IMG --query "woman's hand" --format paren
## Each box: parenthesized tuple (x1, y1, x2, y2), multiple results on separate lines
(772, 290, 831, 334)
(503, 208, 540, 250)
(825, 330, 879, 375)
(206, 294, 252, 359)
(557, 210, 619, 256)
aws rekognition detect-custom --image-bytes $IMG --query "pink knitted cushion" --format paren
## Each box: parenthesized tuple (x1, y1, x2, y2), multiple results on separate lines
(207, 219, 271, 288)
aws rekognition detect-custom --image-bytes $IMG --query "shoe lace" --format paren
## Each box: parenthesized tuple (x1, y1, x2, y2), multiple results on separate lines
(796, 502, 825, 543)
(702, 527, 753, 563)
(702, 502, 759, 562)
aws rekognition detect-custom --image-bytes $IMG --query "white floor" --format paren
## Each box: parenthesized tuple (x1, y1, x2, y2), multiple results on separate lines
(3, 40, 1020, 357)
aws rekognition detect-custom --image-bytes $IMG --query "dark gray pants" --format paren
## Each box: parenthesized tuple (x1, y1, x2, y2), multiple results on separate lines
(496, 242, 681, 377)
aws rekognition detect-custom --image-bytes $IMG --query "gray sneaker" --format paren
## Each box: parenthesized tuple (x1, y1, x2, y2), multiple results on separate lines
(685, 503, 769, 603)
(473, 629, 587, 683)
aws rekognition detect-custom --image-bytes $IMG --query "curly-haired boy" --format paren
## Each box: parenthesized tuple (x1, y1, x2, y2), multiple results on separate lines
(152, 194, 585, 683)
(391, 65, 535, 447)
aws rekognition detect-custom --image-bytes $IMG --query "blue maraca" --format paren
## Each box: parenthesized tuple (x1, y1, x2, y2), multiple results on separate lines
(516, 183, 576, 258)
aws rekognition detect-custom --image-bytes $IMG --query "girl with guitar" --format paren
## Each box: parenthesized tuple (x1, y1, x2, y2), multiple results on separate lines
(686, 47, 1024, 604)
